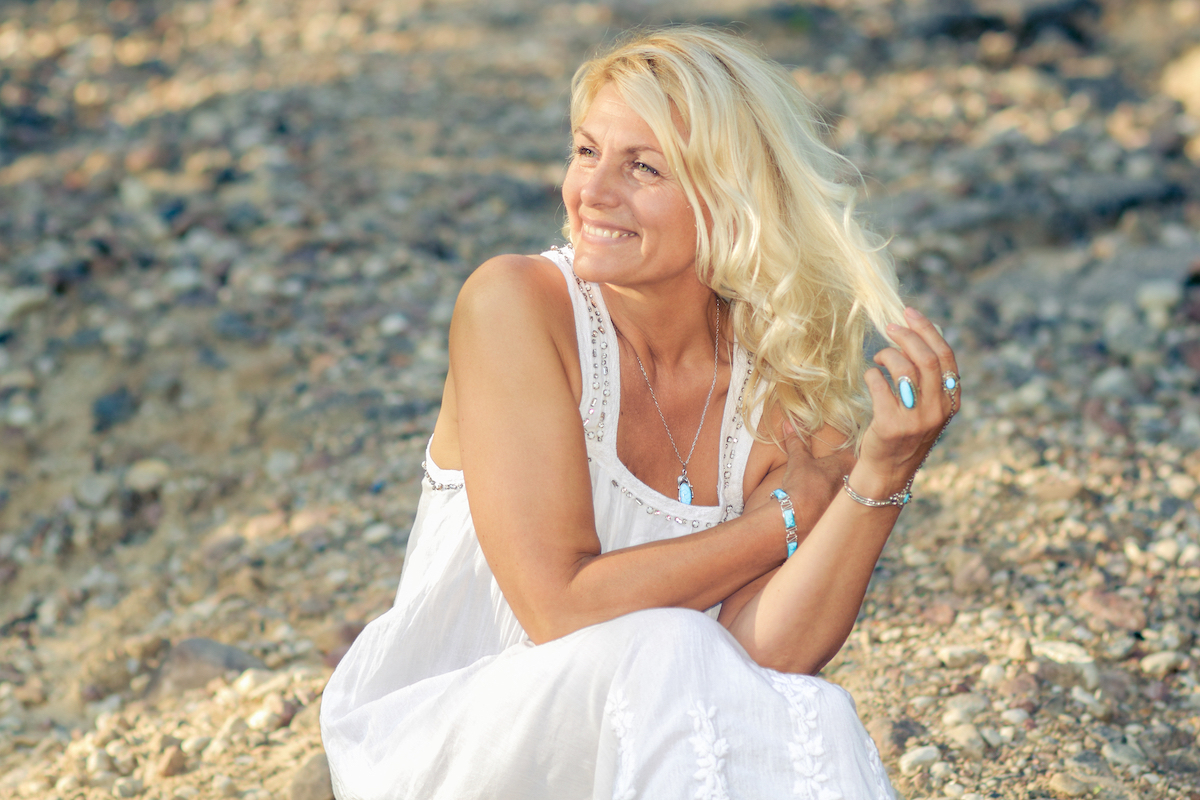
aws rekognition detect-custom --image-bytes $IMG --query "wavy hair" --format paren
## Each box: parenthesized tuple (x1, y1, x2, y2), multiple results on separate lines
(567, 26, 906, 448)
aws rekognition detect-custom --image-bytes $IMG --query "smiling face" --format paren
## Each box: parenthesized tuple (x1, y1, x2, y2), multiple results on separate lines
(562, 84, 699, 293)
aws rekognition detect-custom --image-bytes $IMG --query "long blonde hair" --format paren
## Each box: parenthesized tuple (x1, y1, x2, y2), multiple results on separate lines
(567, 26, 906, 448)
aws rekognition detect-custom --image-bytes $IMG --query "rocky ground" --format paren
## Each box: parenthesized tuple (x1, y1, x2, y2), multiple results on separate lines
(0, 0, 1198, 798)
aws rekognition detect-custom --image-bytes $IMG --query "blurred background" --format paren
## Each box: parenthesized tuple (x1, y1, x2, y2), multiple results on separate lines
(0, 1, 1198, 798)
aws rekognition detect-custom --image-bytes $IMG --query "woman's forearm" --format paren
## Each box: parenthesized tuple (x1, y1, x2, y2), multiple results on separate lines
(724, 465, 904, 674)
(540, 503, 784, 639)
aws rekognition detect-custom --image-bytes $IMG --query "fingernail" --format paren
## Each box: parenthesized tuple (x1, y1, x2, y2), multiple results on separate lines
(905, 306, 924, 320)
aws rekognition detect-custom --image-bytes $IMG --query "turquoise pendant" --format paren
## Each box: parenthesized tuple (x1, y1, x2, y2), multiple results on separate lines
(898, 376, 917, 409)
(677, 474, 694, 505)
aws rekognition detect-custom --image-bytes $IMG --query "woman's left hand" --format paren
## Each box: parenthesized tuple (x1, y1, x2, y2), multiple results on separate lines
(853, 306, 960, 497)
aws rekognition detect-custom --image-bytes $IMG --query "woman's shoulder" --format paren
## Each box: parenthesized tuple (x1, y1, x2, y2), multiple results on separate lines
(457, 252, 572, 314)
(451, 251, 579, 364)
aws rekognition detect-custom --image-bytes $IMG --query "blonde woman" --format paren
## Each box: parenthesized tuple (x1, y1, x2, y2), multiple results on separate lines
(322, 26, 959, 798)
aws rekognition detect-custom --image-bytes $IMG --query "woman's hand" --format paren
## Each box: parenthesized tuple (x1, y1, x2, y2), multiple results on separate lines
(853, 306, 960, 498)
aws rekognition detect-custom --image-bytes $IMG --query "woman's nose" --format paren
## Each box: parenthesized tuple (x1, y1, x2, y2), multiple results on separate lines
(578, 160, 619, 208)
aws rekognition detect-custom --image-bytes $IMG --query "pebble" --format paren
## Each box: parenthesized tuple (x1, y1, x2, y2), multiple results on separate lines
(936, 646, 983, 669)
(125, 460, 171, 493)
(1101, 741, 1149, 767)
(1048, 772, 1089, 798)
(291, 753, 335, 800)
(946, 723, 987, 760)
(898, 744, 940, 775)
(157, 745, 188, 778)
(112, 777, 144, 798)
(148, 639, 266, 698)
(1139, 650, 1184, 678)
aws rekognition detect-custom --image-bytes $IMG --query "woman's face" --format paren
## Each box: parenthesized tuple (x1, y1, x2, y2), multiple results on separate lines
(562, 83, 699, 292)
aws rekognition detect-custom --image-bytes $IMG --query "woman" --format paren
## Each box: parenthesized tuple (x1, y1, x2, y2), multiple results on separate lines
(321, 26, 959, 799)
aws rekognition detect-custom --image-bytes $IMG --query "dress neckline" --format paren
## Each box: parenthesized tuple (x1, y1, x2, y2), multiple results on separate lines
(579, 259, 742, 514)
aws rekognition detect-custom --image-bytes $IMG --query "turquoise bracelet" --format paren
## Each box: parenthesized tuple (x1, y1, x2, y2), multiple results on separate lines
(772, 488, 798, 558)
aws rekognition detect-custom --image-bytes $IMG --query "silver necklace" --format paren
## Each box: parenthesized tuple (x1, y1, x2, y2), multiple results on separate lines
(624, 299, 721, 505)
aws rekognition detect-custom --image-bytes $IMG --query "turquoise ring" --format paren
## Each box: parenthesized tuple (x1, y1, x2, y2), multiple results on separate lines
(897, 376, 917, 409)
(942, 372, 960, 393)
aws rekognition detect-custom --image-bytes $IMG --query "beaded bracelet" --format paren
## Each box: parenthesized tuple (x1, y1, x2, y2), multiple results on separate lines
(772, 488, 798, 557)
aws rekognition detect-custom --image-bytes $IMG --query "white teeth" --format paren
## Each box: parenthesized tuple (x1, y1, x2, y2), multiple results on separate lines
(583, 224, 634, 239)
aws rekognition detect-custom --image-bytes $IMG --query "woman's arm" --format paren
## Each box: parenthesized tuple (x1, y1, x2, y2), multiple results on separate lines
(720, 307, 959, 674)
(449, 255, 833, 644)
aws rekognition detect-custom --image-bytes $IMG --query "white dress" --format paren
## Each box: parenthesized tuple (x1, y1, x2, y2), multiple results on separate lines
(320, 247, 896, 800)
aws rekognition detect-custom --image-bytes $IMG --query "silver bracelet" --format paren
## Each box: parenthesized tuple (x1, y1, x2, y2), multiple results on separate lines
(842, 475, 912, 507)
(842, 404, 956, 509)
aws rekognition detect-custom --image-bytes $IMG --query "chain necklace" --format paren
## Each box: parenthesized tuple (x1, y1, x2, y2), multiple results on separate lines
(623, 299, 721, 505)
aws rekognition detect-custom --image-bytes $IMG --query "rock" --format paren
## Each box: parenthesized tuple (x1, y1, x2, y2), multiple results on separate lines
(951, 552, 991, 595)
(1162, 45, 1200, 118)
(87, 749, 116, 775)
(1101, 741, 1148, 767)
(0, 286, 51, 329)
(362, 522, 393, 544)
(147, 639, 266, 698)
(943, 693, 989, 725)
(979, 663, 1006, 686)
(1048, 772, 1090, 797)
(76, 474, 119, 508)
(212, 774, 238, 798)
(996, 673, 1040, 709)
(1033, 640, 1098, 689)
(156, 746, 187, 778)
(946, 723, 986, 759)
(1077, 590, 1146, 632)
(291, 753, 335, 800)
(898, 744, 940, 775)
(113, 777, 144, 797)
(180, 736, 211, 756)
(125, 459, 170, 493)
(93, 387, 139, 433)
(937, 646, 983, 668)
(866, 716, 926, 758)
(1000, 708, 1030, 725)
(1140, 650, 1184, 678)
(1136, 280, 1182, 329)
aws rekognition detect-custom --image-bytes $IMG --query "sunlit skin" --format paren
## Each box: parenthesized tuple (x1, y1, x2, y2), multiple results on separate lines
(428, 84, 960, 673)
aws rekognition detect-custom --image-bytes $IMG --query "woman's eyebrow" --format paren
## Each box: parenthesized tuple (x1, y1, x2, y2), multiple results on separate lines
(573, 126, 663, 156)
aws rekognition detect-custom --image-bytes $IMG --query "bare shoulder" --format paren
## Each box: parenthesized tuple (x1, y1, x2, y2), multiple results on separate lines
(455, 253, 571, 323)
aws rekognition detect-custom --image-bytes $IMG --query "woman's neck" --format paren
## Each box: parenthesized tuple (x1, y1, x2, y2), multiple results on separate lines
(601, 281, 726, 374)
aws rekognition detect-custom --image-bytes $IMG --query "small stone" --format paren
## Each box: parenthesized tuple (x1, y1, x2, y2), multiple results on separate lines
(937, 645, 982, 668)
(147, 638, 266, 698)
(125, 459, 170, 493)
(1032, 640, 1098, 689)
(212, 774, 238, 798)
(93, 387, 139, 433)
(379, 313, 409, 336)
(362, 523, 393, 545)
(76, 474, 118, 508)
(17, 778, 51, 798)
(946, 723, 986, 759)
(290, 753, 334, 800)
(157, 746, 187, 778)
(266, 450, 299, 480)
(866, 716, 926, 759)
(1077, 590, 1146, 632)
(1101, 741, 1148, 767)
(179, 736, 211, 756)
(87, 749, 116, 774)
(247, 706, 282, 731)
(1048, 772, 1089, 798)
(0, 286, 51, 329)
(1007, 636, 1032, 662)
(1136, 280, 1182, 329)
(1140, 650, 1183, 678)
(112, 777, 143, 798)
(979, 663, 1006, 686)
(898, 744, 940, 776)
(1001, 708, 1030, 725)
(55, 775, 82, 792)
(951, 553, 991, 595)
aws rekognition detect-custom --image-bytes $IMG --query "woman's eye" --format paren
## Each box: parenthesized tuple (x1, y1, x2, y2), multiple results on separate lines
(574, 146, 596, 158)
(634, 162, 659, 176)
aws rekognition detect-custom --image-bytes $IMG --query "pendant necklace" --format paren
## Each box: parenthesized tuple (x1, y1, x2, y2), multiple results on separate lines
(624, 298, 721, 505)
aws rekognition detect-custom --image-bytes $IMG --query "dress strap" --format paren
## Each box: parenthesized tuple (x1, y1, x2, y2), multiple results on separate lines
(541, 246, 612, 443)
(717, 344, 759, 521)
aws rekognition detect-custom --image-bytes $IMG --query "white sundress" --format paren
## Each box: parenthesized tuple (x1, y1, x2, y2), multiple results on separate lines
(320, 246, 896, 800)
